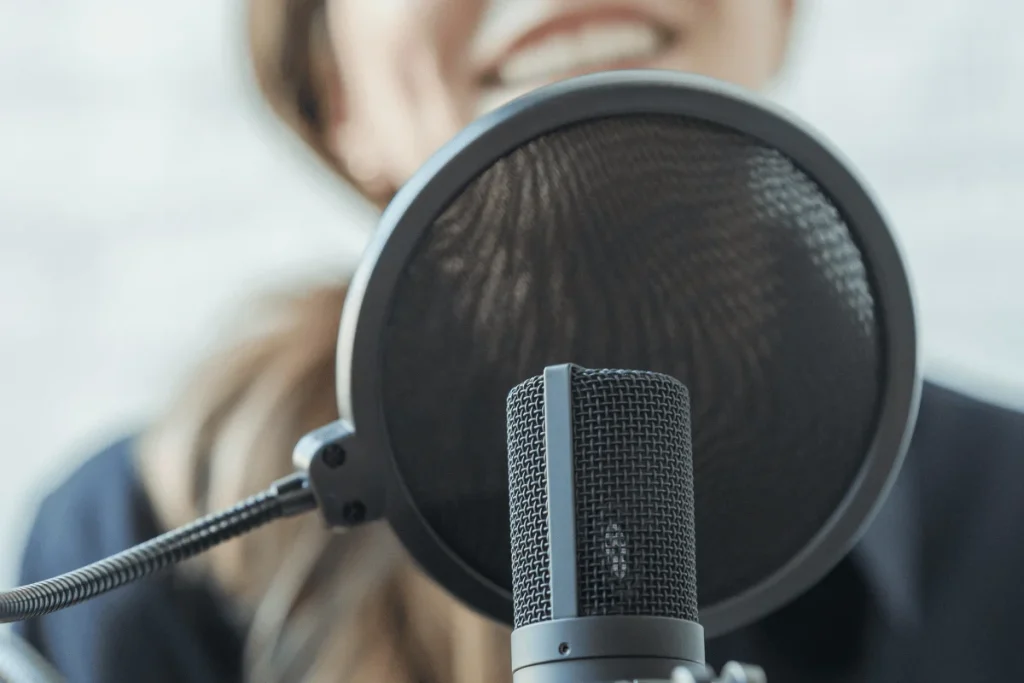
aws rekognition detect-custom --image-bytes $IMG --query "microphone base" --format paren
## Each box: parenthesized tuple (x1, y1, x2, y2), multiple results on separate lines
(511, 615, 705, 683)
(513, 657, 709, 683)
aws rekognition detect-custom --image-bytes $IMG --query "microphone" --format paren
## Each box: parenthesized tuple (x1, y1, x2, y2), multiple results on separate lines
(505, 364, 766, 683)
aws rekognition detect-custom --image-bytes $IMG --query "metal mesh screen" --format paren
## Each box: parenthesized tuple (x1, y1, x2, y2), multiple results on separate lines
(506, 374, 551, 627)
(570, 367, 698, 622)
(380, 114, 883, 610)
(505, 367, 698, 628)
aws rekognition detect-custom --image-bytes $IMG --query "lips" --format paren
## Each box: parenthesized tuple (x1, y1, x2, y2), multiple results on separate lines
(479, 7, 677, 90)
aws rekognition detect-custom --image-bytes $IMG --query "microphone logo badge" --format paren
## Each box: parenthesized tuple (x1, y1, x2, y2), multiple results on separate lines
(603, 522, 629, 581)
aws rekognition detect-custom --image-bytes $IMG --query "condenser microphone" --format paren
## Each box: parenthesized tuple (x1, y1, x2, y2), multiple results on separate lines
(506, 364, 745, 683)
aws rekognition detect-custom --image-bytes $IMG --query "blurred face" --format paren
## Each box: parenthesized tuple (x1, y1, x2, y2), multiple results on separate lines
(326, 0, 794, 199)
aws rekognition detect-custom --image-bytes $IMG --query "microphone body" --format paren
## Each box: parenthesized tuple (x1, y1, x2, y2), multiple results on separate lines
(506, 365, 707, 683)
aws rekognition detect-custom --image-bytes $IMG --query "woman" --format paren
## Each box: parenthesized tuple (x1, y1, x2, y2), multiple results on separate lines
(17, 1, 1024, 682)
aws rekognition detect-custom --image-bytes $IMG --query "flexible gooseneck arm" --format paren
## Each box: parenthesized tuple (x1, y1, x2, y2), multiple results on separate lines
(0, 472, 317, 624)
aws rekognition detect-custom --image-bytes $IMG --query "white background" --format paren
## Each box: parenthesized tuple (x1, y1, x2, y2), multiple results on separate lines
(1, 0, 1022, 587)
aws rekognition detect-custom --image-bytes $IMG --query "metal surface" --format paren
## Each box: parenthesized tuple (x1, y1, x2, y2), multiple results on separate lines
(542, 365, 578, 620)
(507, 367, 697, 629)
(296, 420, 384, 528)
(514, 657, 697, 683)
(510, 615, 705, 672)
(565, 368, 696, 622)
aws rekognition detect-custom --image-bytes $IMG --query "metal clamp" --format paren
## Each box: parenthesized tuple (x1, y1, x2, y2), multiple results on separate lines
(670, 661, 766, 683)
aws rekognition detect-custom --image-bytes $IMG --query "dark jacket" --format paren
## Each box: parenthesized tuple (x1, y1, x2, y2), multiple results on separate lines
(15, 381, 1024, 682)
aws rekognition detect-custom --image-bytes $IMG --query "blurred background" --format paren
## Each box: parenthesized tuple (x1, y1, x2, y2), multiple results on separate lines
(0, 0, 1021, 587)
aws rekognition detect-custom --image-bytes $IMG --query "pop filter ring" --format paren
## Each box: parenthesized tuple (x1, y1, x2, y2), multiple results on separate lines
(326, 70, 921, 637)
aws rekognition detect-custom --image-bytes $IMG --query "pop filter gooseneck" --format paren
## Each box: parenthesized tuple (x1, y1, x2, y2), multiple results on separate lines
(0, 473, 315, 624)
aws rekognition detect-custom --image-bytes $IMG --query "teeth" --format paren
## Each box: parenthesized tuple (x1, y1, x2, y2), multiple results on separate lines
(498, 23, 662, 86)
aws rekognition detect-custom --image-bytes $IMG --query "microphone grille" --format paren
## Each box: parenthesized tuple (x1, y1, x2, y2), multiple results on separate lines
(507, 367, 698, 629)
(572, 368, 698, 622)
(507, 373, 553, 627)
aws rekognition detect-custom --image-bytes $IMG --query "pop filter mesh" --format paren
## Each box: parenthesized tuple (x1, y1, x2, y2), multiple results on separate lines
(379, 114, 883, 609)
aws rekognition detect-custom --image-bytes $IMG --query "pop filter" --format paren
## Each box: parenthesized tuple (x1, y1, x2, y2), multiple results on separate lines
(298, 70, 920, 638)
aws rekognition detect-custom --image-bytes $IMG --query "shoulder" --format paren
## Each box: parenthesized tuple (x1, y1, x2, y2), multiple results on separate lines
(912, 380, 1024, 507)
(917, 379, 1023, 440)
(899, 380, 1024, 673)
(16, 437, 244, 683)
(868, 379, 1024, 606)
(21, 436, 158, 571)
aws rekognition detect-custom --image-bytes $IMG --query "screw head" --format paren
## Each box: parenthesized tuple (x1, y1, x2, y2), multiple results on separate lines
(557, 642, 570, 656)
(321, 443, 346, 469)
(342, 501, 366, 524)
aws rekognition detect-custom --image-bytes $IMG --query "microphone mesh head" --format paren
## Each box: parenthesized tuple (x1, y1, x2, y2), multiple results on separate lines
(507, 367, 698, 628)
(506, 374, 551, 627)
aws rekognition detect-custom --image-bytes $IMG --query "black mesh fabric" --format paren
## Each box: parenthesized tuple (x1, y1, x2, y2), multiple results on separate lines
(379, 114, 884, 611)
(506, 375, 551, 627)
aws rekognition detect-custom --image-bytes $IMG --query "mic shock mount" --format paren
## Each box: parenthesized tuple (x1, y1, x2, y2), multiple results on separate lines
(673, 662, 765, 683)
(621, 661, 766, 683)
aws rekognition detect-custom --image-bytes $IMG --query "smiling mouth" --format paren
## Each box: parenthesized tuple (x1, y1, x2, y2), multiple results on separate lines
(481, 12, 677, 89)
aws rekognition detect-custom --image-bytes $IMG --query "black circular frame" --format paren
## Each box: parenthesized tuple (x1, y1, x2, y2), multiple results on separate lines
(333, 70, 921, 637)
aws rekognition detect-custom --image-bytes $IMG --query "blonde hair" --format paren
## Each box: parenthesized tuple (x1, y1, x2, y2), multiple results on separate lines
(136, 2, 510, 681)
(135, 1, 800, 679)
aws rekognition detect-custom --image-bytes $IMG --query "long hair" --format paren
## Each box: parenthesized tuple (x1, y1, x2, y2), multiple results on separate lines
(135, 1, 799, 680)
(135, 2, 511, 681)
